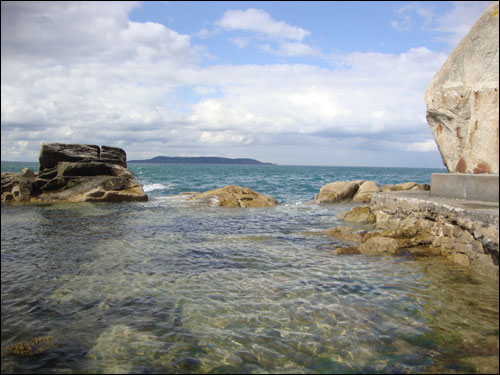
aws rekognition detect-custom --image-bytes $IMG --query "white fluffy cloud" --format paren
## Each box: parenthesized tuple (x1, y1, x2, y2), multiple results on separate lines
(215, 8, 318, 59)
(187, 47, 446, 139)
(1, 1, 200, 159)
(1, 2, 457, 166)
(216, 8, 311, 41)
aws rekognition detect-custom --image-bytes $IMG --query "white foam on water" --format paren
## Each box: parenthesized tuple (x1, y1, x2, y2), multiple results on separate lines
(143, 183, 168, 192)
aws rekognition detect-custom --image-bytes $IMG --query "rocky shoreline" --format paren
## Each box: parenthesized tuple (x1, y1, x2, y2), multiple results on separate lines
(2, 145, 498, 281)
(323, 189, 499, 281)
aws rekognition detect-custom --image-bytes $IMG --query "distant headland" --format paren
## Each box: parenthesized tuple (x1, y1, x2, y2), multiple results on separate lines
(128, 156, 276, 165)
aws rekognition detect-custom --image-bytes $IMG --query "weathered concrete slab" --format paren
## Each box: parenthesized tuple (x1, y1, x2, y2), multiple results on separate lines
(431, 173, 499, 202)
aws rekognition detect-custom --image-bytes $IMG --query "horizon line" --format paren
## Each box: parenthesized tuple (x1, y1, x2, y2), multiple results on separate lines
(1, 159, 446, 170)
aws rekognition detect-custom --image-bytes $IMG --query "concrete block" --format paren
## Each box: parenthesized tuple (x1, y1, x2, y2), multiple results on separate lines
(431, 173, 499, 202)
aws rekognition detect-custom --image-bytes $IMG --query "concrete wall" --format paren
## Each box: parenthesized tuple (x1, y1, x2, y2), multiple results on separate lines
(431, 173, 499, 202)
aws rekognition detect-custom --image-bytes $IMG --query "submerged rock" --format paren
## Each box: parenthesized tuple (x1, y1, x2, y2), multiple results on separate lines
(323, 226, 366, 244)
(87, 325, 163, 374)
(8, 336, 54, 357)
(1, 143, 147, 204)
(189, 185, 279, 207)
(332, 246, 361, 255)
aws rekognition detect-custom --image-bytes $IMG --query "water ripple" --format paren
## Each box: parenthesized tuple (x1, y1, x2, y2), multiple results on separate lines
(1, 164, 498, 374)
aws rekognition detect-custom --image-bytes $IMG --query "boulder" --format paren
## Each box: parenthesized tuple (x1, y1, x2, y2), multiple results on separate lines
(332, 246, 361, 255)
(21, 168, 35, 178)
(2, 144, 147, 204)
(323, 226, 366, 244)
(317, 180, 428, 204)
(189, 185, 279, 207)
(358, 236, 405, 255)
(315, 181, 361, 204)
(340, 206, 376, 224)
(352, 180, 379, 203)
(424, 2, 499, 174)
(38, 143, 100, 171)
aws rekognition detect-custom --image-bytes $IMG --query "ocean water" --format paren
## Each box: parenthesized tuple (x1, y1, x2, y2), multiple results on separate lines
(1, 162, 498, 374)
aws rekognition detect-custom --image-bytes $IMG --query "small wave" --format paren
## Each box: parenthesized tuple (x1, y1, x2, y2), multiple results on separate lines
(282, 200, 316, 207)
(143, 183, 168, 192)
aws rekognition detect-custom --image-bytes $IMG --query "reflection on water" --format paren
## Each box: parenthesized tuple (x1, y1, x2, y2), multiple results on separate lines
(1, 196, 498, 374)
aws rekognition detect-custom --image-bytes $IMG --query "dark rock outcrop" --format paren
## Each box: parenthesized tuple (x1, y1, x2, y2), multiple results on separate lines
(38, 143, 100, 171)
(100, 146, 127, 168)
(38, 143, 127, 171)
(2, 143, 147, 204)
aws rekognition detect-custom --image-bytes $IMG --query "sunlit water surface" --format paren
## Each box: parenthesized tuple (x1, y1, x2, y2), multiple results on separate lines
(1, 163, 498, 374)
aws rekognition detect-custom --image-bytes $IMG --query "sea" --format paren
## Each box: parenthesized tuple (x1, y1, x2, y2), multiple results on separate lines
(1, 162, 499, 374)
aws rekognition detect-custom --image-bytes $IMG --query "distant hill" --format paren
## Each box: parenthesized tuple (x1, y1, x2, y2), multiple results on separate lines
(128, 156, 275, 165)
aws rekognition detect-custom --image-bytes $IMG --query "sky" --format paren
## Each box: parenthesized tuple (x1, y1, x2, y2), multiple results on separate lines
(0, 1, 494, 167)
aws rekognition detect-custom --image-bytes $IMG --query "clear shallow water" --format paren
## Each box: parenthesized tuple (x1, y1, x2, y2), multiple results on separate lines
(1, 162, 498, 374)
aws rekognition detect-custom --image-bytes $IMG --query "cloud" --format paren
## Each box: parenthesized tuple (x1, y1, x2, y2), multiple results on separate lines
(391, 2, 436, 32)
(1, 2, 446, 166)
(391, 1, 493, 47)
(215, 8, 311, 41)
(229, 37, 250, 48)
(200, 131, 253, 145)
(215, 8, 317, 58)
(1, 1, 198, 151)
(259, 42, 318, 57)
(195, 28, 211, 39)
(1, 1, 139, 62)
(407, 139, 439, 152)
(433, 1, 493, 46)
(185, 47, 446, 139)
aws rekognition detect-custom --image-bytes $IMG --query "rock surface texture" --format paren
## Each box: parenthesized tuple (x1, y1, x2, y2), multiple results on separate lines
(189, 185, 279, 207)
(425, 2, 499, 174)
(315, 180, 428, 204)
(1, 143, 147, 203)
(326, 191, 499, 280)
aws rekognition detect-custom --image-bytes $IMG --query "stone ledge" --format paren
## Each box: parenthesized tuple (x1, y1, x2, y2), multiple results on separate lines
(371, 191, 499, 228)
(367, 190, 498, 280)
